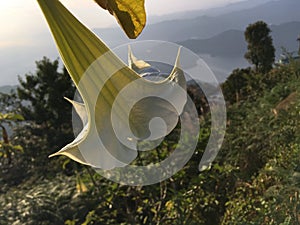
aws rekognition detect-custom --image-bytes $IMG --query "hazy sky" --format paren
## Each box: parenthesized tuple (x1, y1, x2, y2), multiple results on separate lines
(0, 0, 244, 48)
(0, 0, 245, 85)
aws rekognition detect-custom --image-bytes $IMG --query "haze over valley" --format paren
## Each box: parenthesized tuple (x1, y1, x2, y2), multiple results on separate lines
(1, 0, 300, 87)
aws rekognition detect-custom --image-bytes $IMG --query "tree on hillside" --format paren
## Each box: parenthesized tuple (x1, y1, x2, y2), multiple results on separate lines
(244, 21, 275, 73)
(17, 57, 77, 160)
(222, 68, 252, 104)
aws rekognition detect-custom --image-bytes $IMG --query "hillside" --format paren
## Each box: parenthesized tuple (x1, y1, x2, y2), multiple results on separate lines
(1, 58, 300, 224)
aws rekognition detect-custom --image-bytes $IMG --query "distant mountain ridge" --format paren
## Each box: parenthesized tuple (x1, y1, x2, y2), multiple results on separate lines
(179, 21, 300, 58)
(94, 0, 300, 47)
(179, 30, 246, 57)
(147, 0, 271, 24)
(91, 0, 300, 82)
(0, 85, 17, 94)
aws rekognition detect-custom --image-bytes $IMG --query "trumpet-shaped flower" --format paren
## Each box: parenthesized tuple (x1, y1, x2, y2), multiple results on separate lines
(38, 0, 187, 169)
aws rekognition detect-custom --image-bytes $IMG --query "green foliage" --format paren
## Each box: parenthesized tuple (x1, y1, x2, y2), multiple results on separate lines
(244, 21, 275, 73)
(0, 112, 24, 121)
(0, 111, 24, 186)
(0, 142, 23, 161)
(222, 67, 253, 104)
(1, 59, 300, 224)
(15, 57, 77, 169)
(0, 112, 24, 159)
(17, 57, 75, 130)
(221, 62, 300, 224)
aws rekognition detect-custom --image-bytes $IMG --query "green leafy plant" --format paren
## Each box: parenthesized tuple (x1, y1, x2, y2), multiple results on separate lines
(0, 112, 24, 165)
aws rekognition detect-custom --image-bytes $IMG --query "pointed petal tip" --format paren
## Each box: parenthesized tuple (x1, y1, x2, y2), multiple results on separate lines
(128, 45, 133, 68)
(64, 97, 73, 104)
(175, 46, 182, 67)
(48, 152, 60, 158)
(128, 45, 151, 70)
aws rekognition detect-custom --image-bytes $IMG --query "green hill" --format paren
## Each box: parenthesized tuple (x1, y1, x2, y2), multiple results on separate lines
(0, 61, 300, 224)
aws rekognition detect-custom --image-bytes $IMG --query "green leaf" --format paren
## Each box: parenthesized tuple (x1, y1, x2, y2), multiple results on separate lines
(94, 0, 146, 39)
(12, 145, 23, 152)
(0, 113, 24, 121)
(7, 113, 24, 121)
